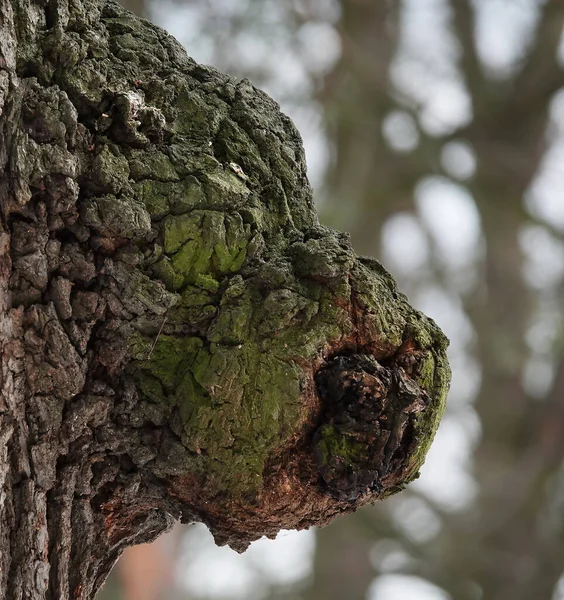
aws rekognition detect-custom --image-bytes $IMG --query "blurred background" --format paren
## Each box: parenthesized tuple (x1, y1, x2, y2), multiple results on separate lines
(99, 0, 564, 598)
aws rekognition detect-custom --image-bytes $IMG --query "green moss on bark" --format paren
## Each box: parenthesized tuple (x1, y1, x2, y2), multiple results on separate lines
(6, 0, 450, 554)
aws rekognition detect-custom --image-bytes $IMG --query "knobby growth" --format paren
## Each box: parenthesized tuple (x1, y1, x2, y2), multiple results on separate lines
(0, 0, 450, 598)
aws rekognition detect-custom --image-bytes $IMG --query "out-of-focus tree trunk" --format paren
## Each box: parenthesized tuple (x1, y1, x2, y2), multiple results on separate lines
(118, 0, 146, 18)
(303, 517, 374, 600)
(446, 4, 564, 598)
(319, 0, 419, 254)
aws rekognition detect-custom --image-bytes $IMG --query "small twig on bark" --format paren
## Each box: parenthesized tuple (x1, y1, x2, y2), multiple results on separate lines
(147, 314, 167, 359)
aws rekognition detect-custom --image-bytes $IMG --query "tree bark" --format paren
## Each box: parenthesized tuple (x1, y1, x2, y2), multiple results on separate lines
(0, 1, 450, 598)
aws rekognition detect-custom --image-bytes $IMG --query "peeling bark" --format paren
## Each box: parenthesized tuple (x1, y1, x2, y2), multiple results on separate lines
(0, 1, 450, 598)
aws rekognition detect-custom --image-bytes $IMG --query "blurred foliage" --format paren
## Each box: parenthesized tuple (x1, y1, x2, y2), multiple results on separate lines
(111, 1, 564, 599)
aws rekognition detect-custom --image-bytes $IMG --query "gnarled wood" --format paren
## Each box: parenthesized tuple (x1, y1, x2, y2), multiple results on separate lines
(0, 1, 450, 598)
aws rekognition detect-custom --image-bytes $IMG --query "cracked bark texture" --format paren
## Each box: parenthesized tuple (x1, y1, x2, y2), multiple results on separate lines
(0, 1, 450, 598)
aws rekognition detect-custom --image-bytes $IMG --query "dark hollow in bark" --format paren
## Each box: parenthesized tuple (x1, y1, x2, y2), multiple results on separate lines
(0, 1, 450, 598)
(313, 354, 429, 503)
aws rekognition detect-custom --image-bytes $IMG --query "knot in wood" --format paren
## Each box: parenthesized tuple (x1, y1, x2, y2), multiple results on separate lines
(313, 354, 429, 502)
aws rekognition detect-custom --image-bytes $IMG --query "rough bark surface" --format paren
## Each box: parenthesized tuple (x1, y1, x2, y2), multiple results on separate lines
(0, 1, 450, 598)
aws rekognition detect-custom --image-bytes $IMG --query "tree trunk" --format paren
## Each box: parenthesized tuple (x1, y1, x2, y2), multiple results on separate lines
(0, 1, 450, 598)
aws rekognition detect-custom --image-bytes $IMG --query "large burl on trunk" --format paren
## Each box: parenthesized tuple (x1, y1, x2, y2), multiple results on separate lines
(0, 1, 450, 598)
